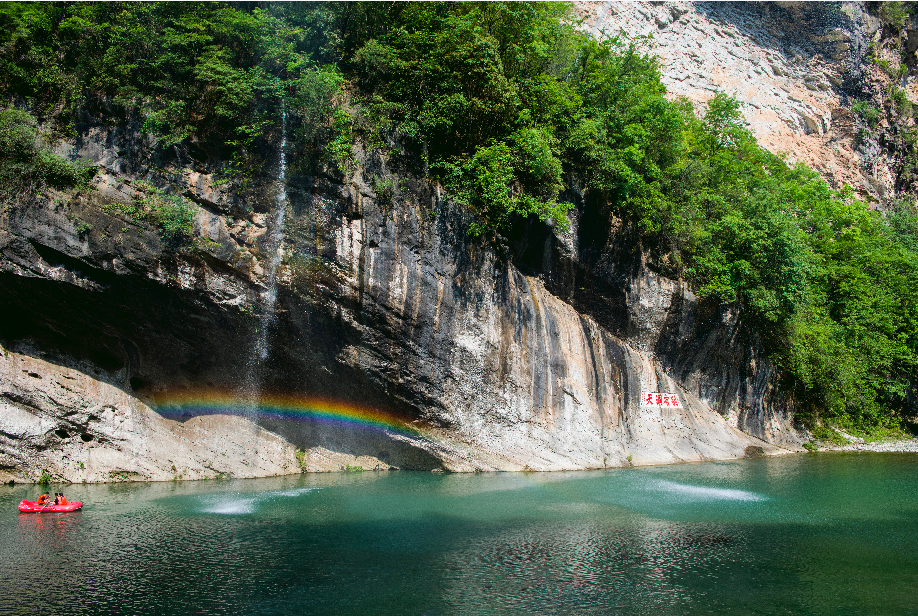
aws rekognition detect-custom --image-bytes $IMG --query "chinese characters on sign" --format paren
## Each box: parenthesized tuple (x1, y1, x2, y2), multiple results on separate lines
(641, 392, 681, 408)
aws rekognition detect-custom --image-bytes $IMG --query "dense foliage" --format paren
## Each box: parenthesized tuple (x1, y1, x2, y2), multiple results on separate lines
(1, 1, 916, 433)
(0, 107, 93, 200)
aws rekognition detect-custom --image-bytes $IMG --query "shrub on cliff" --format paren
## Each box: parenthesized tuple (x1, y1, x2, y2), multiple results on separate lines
(0, 2, 348, 176)
(0, 107, 93, 202)
(100, 180, 197, 246)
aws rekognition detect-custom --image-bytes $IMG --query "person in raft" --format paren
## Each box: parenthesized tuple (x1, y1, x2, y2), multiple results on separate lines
(36, 492, 50, 505)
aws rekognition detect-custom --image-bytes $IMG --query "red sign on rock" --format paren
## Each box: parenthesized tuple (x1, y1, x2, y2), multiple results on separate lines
(641, 392, 681, 408)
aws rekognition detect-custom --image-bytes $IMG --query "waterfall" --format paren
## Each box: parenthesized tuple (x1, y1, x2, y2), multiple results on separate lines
(254, 104, 288, 361)
(240, 103, 288, 412)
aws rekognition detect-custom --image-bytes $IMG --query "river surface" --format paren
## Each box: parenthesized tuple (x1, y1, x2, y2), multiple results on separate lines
(2, 453, 916, 615)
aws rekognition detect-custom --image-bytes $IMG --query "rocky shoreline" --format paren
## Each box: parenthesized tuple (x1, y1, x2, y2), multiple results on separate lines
(826, 438, 918, 453)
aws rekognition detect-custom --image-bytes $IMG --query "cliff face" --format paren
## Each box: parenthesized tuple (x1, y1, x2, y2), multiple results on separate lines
(15, 2, 906, 482)
(0, 118, 788, 482)
(0, 346, 300, 483)
(581, 1, 918, 203)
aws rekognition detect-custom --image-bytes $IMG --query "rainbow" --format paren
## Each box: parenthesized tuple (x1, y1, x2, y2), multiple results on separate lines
(150, 390, 426, 438)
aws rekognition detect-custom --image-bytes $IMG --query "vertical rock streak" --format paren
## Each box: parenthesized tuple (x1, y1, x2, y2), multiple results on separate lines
(328, 189, 777, 470)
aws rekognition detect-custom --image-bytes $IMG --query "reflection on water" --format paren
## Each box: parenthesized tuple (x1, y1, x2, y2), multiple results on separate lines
(1, 453, 917, 615)
(18, 509, 83, 537)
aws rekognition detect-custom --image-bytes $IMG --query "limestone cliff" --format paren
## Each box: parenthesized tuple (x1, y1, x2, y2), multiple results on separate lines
(0, 345, 299, 483)
(18, 2, 915, 482)
(0, 118, 789, 483)
(581, 1, 918, 203)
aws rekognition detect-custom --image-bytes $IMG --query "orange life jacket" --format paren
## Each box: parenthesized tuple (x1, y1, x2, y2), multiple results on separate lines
(59, 496, 67, 505)
(37, 495, 48, 505)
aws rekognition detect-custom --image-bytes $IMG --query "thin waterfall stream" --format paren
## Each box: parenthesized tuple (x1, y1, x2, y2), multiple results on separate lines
(240, 104, 288, 411)
(256, 104, 288, 360)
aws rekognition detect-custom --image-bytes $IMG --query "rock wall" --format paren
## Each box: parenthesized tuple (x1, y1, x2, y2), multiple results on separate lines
(578, 1, 890, 199)
(9, 3, 889, 480)
(0, 344, 300, 483)
(321, 178, 778, 469)
(0, 120, 790, 481)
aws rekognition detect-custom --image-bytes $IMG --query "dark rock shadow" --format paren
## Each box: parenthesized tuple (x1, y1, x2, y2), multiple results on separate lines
(255, 418, 445, 471)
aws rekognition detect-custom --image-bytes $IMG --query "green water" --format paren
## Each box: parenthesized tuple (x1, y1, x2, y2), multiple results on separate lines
(2, 453, 917, 615)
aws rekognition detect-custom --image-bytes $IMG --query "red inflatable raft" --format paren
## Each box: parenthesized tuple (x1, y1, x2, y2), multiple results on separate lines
(18, 500, 83, 513)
